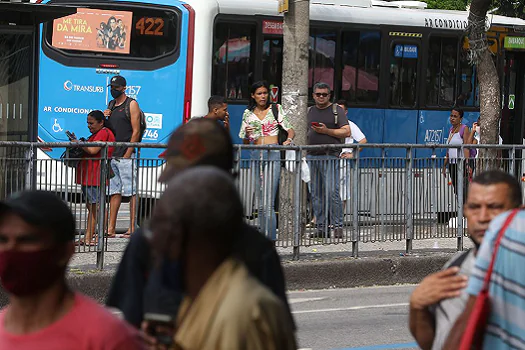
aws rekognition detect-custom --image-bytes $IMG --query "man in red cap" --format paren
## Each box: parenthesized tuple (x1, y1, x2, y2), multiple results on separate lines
(106, 118, 294, 331)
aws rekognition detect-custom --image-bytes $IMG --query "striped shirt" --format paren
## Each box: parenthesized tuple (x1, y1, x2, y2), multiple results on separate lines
(466, 210, 525, 350)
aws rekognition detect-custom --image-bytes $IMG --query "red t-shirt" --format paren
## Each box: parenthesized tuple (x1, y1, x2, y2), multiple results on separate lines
(76, 127, 115, 186)
(0, 293, 143, 350)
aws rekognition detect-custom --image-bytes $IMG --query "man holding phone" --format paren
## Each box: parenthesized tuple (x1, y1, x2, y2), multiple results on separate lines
(307, 82, 350, 239)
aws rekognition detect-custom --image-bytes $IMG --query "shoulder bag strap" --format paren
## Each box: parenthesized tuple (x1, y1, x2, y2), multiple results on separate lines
(481, 209, 521, 292)
(271, 104, 279, 124)
(332, 103, 338, 125)
(108, 99, 116, 111)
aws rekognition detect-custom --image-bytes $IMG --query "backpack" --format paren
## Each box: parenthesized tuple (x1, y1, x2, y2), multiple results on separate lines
(108, 97, 147, 142)
(449, 124, 477, 158)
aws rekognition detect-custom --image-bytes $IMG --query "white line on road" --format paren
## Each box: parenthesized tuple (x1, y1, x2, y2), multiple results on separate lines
(289, 297, 326, 304)
(292, 302, 409, 314)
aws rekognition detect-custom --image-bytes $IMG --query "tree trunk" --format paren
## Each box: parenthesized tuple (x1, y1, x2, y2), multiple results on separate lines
(468, 0, 500, 169)
(279, 0, 309, 249)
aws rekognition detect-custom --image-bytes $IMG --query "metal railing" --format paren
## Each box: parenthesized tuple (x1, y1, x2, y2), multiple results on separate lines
(0, 141, 521, 268)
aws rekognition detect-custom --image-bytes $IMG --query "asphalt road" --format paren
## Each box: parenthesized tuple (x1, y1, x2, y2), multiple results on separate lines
(291, 285, 418, 350)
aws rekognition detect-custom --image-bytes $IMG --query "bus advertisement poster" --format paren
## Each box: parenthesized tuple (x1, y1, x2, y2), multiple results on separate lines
(52, 8, 132, 54)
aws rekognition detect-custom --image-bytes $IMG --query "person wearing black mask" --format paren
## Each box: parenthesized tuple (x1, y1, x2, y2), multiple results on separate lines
(104, 75, 141, 239)
(409, 170, 521, 350)
(0, 191, 142, 349)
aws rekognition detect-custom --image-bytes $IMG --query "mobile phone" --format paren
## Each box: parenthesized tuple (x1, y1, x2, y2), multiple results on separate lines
(144, 313, 175, 346)
(65, 130, 75, 140)
(311, 122, 320, 127)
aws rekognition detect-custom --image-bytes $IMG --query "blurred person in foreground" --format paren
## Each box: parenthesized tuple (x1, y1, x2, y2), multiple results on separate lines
(143, 166, 296, 350)
(0, 191, 142, 349)
(445, 199, 525, 347)
(409, 170, 521, 350)
(106, 118, 294, 330)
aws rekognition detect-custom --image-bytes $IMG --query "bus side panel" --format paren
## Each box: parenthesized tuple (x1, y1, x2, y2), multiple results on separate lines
(383, 109, 418, 158)
(348, 108, 385, 160)
(415, 110, 479, 159)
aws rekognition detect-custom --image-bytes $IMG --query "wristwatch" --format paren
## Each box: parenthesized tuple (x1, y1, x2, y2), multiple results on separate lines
(287, 138, 293, 143)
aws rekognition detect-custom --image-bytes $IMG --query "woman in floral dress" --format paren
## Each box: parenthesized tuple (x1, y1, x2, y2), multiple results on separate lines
(239, 81, 295, 240)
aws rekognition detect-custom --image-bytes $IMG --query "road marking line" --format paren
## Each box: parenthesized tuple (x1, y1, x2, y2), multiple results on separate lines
(332, 341, 417, 350)
(292, 302, 409, 314)
(289, 297, 325, 304)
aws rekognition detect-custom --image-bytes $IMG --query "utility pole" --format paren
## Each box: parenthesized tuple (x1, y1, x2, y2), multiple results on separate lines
(282, 0, 310, 145)
(278, 0, 309, 254)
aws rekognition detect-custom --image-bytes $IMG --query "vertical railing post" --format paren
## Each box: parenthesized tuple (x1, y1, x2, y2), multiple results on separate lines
(405, 147, 413, 254)
(352, 144, 360, 257)
(510, 146, 516, 175)
(457, 145, 464, 251)
(25, 144, 34, 191)
(96, 145, 109, 270)
(430, 149, 438, 237)
(293, 148, 302, 260)
(380, 148, 386, 240)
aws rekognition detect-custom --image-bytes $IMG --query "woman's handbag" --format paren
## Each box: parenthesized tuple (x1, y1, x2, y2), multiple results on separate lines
(60, 140, 85, 168)
(459, 208, 520, 350)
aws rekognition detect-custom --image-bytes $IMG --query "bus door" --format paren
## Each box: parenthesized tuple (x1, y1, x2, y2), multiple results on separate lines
(502, 50, 525, 146)
(385, 31, 422, 156)
(502, 46, 525, 177)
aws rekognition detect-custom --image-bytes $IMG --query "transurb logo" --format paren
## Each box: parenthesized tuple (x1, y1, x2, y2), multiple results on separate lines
(63, 80, 104, 93)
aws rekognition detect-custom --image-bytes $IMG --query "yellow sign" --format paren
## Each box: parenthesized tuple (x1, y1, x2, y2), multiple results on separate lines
(278, 0, 289, 14)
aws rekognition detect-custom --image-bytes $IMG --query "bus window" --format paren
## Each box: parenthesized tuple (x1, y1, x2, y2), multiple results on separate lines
(390, 44, 418, 108)
(341, 30, 381, 104)
(212, 22, 255, 100)
(263, 38, 283, 102)
(309, 29, 336, 95)
(44, 6, 180, 62)
(457, 43, 480, 107)
(426, 36, 458, 107)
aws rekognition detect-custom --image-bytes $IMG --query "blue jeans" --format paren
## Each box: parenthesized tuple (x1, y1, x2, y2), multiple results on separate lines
(307, 154, 344, 229)
(251, 149, 281, 240)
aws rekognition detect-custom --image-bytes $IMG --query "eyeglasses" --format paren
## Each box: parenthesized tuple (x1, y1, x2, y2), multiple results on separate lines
(315, 93, 330, 97)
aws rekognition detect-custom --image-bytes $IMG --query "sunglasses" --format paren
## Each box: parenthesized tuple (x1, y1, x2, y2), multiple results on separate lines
(315, 93, 330, 97)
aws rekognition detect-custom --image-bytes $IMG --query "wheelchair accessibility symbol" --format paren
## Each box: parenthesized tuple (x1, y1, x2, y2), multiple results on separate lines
(52, 119, 64, 133)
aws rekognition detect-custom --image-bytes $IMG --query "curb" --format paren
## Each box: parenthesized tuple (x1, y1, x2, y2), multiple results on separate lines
(0, 254, 453, 306)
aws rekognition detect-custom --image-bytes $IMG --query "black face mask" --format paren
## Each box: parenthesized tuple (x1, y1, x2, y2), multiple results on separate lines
(111, 88, 123, 99)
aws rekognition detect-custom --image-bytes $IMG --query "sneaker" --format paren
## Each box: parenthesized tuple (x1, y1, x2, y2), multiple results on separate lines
(334, 227, 344, 239)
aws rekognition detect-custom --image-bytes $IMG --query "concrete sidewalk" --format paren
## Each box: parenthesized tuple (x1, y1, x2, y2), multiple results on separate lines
(55, 237, 474, 304)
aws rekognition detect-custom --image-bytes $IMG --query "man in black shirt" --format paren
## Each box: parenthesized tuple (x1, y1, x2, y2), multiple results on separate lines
(106, 118, 295, 331)
(307, 82, 350, 239)
(104, 75, 141, 238)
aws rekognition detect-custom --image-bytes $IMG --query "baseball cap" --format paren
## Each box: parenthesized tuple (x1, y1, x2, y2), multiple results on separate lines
(158, 118, 234, 183)
(0, 191, 76, 242)
(108, 75, 126, 88)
